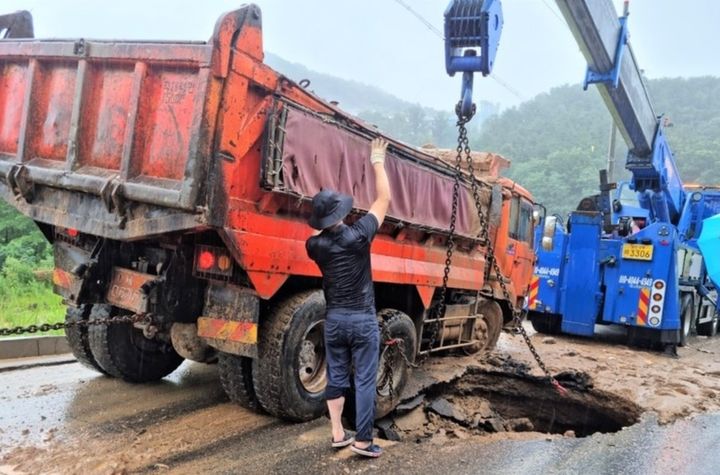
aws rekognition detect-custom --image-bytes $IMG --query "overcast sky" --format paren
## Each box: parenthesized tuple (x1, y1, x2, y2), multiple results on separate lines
(5, 0, 720, 110)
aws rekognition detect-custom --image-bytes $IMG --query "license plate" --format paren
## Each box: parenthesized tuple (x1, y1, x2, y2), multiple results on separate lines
(106, 267, 155, 313)
(622, 243, 654, 261)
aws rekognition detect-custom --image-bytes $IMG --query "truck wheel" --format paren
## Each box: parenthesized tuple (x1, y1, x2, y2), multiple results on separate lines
(463, 301, 503, 354)
(88, 305, 184, 383)
(679, 294, 695, 347)
(342, 308, 417, 428)
(252, 290, 327, 421)
(697, 314, 718, 337)
(64, 305, 108, 375)
(376, 309, 417, 419)
(529, 312, 561, 335)
(218, 353, 260, 411)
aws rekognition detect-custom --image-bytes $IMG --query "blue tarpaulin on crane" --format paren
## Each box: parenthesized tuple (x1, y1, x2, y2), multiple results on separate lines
(698, 214, 720, 288)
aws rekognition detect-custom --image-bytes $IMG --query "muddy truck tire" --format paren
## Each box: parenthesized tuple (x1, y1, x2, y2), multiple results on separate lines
(679, 294, 696, 347)
(252, 290, 327, 421)
(218, 353, 261, 411)
(375, 309, 417, 419)
(64, 304, 108, 375)
(697, 313, 719, 337)
(88, 305, 184, 383)
(529, 312, 562, 335)
(464, 301, 503, 355)
(341, 308, 417, 428)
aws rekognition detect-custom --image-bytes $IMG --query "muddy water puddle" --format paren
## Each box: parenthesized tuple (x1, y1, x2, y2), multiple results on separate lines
(379, 355, 643, 442)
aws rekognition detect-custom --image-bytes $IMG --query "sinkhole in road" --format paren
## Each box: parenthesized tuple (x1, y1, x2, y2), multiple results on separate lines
(382, 361, 643, 441)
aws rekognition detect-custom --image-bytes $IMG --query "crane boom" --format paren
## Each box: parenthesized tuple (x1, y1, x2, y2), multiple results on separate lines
(554, 0, 656, 156)
(555, 0, 685, 223)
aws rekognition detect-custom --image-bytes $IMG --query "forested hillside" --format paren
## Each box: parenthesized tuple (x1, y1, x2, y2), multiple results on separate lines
(477, 76, 720, 216)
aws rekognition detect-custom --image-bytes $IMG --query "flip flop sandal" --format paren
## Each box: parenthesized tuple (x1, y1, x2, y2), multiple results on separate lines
(350, 443, 383, 458)
(331, 430, 355, 449)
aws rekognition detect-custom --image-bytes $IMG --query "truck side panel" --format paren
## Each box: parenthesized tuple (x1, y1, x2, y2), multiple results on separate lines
(559, 213, 603, 336)
(531, 223, 567, 314)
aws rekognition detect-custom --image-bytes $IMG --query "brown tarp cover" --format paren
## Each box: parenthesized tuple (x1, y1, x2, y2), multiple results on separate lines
(280, 108, 490, 238)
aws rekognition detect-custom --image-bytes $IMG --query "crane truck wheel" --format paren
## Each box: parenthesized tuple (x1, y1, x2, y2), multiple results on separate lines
(218, 353, 261, 411)
(88, 305, 184, 383)
(64, 304, 108, 375)
(252, 290, 328, 422)
(528, 312, 562, 335)
(679, 294, 695, 347)
(697, 313, 718, 337)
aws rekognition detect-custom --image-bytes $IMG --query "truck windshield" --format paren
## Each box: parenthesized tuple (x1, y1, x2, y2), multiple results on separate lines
(510, 197, 534, 245)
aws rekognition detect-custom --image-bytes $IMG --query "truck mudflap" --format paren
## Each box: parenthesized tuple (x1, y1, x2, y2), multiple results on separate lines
(197, 284, 260, 358)
(53, 240, 95, 303)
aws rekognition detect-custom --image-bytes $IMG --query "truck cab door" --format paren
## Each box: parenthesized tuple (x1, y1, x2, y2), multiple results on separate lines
(507, 196, 535, 296)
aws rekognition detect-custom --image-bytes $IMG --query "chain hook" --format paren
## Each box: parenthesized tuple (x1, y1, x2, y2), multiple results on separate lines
(455, 100, 477, 123)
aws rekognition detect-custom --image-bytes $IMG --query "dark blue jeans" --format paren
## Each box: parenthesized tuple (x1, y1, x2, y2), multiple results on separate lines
(324, 310, 380, 442)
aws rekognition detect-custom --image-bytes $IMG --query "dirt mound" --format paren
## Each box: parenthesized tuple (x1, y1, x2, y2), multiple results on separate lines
(419, 145, 510, 179)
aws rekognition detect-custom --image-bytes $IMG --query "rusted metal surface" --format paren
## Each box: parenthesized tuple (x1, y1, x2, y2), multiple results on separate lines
(0, 37, 218, 232)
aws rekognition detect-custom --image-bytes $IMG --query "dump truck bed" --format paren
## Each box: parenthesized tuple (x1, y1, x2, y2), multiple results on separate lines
(0, 37, 214, 206)
(0, 33, 220, 237)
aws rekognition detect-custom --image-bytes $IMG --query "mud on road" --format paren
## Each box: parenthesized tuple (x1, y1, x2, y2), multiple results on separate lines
(1, 323, 719, 474)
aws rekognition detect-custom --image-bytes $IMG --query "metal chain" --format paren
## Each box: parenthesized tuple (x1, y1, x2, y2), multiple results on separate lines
(0, 312, 150, 337)
(379, 322, 396, 403)
(457, 110, 568, 397)
(423, 115, 466, 355)
(379, 320, 419, 404)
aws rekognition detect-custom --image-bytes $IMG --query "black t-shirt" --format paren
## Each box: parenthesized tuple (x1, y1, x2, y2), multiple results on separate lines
(306, 213, 379, 313)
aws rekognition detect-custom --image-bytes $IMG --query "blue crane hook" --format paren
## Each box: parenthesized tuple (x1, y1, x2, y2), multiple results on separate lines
(444, 0, 503, 120)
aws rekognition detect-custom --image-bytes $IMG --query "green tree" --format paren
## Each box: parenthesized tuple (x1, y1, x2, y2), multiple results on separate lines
(476, 77, 720, 217)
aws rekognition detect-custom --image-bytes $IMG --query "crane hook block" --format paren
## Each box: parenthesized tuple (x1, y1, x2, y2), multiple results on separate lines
(444, 0, 503, 119)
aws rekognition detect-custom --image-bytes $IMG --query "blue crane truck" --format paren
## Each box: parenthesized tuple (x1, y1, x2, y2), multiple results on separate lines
(527, 0, 720, 351)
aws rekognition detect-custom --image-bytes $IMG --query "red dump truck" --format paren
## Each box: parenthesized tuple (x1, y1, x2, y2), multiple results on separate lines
(0, 6, 536, 421)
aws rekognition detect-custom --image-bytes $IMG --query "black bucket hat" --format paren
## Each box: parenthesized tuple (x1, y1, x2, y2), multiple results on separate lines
(309, 189, 353, 230)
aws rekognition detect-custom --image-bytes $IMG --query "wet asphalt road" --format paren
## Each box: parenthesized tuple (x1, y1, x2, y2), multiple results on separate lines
(1, 355, 719, 474)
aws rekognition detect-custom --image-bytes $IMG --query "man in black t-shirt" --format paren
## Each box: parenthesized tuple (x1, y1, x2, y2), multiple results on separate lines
(306, 138, 391, 458)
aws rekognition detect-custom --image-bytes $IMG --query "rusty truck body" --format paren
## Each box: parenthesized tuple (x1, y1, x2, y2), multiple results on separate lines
(0, 6, 536, 421)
